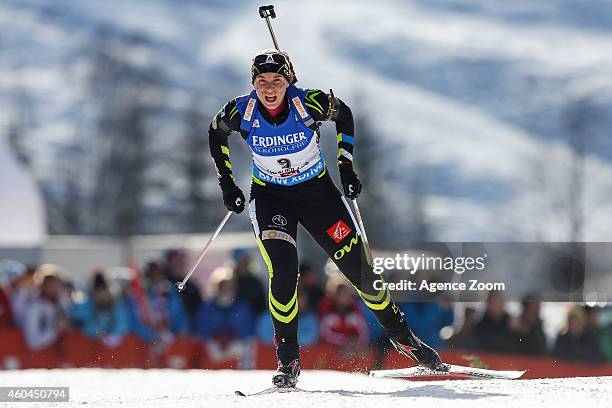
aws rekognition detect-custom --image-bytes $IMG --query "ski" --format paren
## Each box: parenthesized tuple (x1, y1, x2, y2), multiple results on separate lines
(235, 386, 304, 397)
(369, 364, 526, 380)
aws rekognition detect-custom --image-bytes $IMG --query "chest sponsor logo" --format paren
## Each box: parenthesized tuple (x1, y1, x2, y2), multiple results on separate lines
(277, 158, 291, 169)
(244, 98, 256, 122)
(252, 132, 306, 147)
(292, 97, 308, 119)
(280, 169, 299, 177)
(276, 158, 298, 177)
(255, 161, 323, 185)
(326, 220, 352, 244)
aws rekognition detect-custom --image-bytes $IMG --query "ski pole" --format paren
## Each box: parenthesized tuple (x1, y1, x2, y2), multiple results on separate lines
(351, 199, 374, 266)
(259, 5, 280, 50)
(175, 210, 233, 292)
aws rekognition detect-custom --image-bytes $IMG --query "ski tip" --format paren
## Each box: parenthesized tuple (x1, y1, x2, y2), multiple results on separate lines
(501, 370, 527, 380)
(235, 390, 246, 397)
(369, 365, 527, 380)
(369, 369, 394, 378)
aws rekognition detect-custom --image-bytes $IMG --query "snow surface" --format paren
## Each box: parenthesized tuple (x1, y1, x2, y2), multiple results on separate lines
(0, 369, 609, 407)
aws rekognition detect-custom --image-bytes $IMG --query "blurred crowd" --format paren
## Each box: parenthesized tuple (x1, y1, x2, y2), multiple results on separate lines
(1, 251, 611, 366)
(446, 291, 610, 363)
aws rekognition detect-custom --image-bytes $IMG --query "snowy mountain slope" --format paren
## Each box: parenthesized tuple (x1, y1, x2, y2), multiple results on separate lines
(203, 0, 612, 241)
(1, 0, 611, 240)
(0, 0, 251, 230)
(0, 369, 609, 407)
(331, 0, 612, 157)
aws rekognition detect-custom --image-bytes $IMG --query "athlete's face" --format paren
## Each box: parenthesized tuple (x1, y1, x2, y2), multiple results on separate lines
(254, 72, 289, 109)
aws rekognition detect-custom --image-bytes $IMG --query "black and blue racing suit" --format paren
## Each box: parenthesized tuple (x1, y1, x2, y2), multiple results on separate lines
(208, 85, 412, 364)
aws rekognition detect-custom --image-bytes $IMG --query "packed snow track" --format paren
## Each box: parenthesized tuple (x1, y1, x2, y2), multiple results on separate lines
(0, 369, 609, 407)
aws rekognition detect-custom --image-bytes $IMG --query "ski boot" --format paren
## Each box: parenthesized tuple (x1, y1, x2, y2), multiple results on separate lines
(390, 331, 449, 371)
(272, 358, 300, 388)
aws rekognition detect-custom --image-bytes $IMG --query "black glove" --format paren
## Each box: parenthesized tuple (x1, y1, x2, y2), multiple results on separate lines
(339, 164, 362, 199)
(222, 184, 246, 213)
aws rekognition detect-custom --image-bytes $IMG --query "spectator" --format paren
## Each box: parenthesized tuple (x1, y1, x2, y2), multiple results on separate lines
(0, 259, 26, 289)
(197, 267, 254, 364)
(584, 306, 612, 362)
(473, 291, 518, 353)
(448, 306, 477, 350)
(0, 284, 13, 327)
(298, 263, 325, 310)
(165, 249, 202, 331)
(129, 261, 189, 345)
(0, 260, 21, 326)
(256, 288, 319, 348)
(77, 271, 130, 347)
(232, 248, 266, 316)
(597, 306, 612, 361)
(583, 306, 600, 335)
(399, 291, 454, 349)
(318, 276, 369, 348)
(553, 305, 606, 363)
(9, 264, 37, 327)
(511, 295, 547, 356)
(23, 265, 71, 351)
(197, 267, 253, 342)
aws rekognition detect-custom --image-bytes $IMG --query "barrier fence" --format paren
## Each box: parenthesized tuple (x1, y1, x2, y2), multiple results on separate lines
(1, 328, 610, 378)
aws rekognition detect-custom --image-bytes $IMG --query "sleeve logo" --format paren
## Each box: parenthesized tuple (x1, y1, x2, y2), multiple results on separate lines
(292, 97, 308, 119)
(326, 220, 352, 243)
(244, 98, 256, 121)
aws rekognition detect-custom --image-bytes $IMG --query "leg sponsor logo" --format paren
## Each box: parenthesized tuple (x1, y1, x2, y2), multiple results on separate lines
(261, 229, 297, 247)
(272, 215, 288, 227)
(333, 234, 359, 260)
(326, 219, 352, 244)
